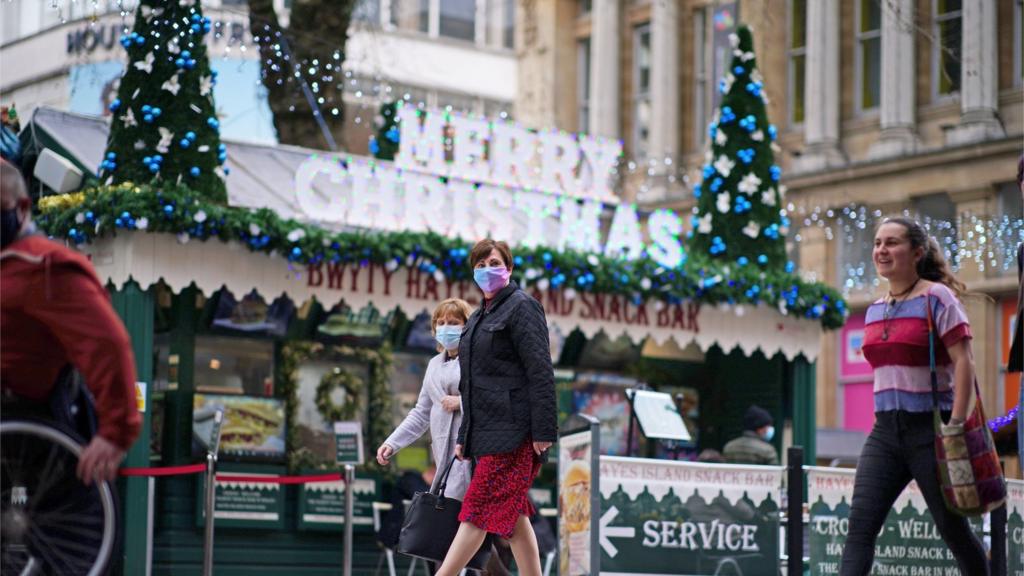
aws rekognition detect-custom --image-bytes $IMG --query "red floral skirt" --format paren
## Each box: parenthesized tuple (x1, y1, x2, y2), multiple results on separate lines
(458, 439, 540, 539)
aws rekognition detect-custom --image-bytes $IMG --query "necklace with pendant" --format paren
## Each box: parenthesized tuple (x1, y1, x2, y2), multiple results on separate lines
(881, 278, 920, 341)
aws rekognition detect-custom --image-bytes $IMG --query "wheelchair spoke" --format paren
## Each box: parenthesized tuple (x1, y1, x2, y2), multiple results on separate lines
(17, 555, 38, 576)
(29, 522, 94, 569)
(28, 523, 82, 575)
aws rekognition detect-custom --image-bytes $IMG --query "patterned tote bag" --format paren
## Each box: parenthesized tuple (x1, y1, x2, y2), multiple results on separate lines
(927, 295, 1007, 516)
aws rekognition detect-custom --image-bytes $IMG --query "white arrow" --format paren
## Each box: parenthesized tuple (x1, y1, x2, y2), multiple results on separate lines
(599, 506, 635, 558)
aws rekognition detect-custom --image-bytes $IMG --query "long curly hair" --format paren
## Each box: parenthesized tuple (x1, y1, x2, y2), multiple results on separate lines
(880, 216, 966, 298)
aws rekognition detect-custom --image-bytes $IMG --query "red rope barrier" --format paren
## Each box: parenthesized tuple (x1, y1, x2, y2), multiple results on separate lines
(215, 473, 344, 485)
(119, 463, 207, 477)
(117, 464, 345, 485)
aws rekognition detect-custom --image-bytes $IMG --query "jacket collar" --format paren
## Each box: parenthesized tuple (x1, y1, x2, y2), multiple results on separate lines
(483, 280, 519, 314)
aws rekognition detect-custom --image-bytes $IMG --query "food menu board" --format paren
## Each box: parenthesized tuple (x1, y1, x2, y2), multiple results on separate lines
(193, 394, 286, 459)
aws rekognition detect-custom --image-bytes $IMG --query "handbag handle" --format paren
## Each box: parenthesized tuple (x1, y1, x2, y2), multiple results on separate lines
(925, 293, 940, 415)
(926, 292, 980, 426)
(432, 456, 460, 499)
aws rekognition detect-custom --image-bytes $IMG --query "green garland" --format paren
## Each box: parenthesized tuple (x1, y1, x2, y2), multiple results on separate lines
(276, 341, 393, 472)
(36, 183, 847, 329)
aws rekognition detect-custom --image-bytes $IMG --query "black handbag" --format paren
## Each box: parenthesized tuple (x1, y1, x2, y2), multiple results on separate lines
(396, 457, 492, 571)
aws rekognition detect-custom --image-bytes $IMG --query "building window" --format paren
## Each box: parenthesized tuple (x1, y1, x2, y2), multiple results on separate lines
(352, 0, 381, 24)
(579, 0, 592, 16)
(632, 23, 652, 159)
(836, 209, 877, 295)
(693, 7, 709, 148)
(391, 0, 429, 33)
(788, 0, 807, 126)
(855, 0, 881, 112)
(578, 37, 591, 133)
(913, 192, 958, 267)
(933, 0, 962, 98)
(439, 0, 475, 41)
(503, 0, 514, 49)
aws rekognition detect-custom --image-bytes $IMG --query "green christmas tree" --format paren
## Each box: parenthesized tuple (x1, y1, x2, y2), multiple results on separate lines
(688, 25, 789, 273)
(369, 100, 401, 161)
(100, 0, 227, 203)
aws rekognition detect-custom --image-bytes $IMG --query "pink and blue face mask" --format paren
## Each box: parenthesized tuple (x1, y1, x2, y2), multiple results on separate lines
(473, 266, 511, 293)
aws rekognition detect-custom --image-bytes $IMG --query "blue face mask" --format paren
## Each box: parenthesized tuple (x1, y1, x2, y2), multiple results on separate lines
(762, 426, 775, 442)
(435, 325, 462, 350)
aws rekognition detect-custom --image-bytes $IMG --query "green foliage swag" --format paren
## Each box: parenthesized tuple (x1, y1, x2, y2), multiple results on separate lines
(37, 183, 846, 328)
(101, 0, 227, 203)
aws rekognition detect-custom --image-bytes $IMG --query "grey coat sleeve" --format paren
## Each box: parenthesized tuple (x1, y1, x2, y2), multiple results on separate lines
(508, 297, 558, 443)
(384, 375, 433, 452)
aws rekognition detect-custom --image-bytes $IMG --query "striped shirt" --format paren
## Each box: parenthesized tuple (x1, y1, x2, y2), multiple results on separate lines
(862, 283, 971, 413)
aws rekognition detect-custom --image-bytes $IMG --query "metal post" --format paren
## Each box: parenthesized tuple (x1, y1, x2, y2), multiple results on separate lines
(202, 410, 223, 576)
(786, 446, 804, 576)
(146, 477, 155, 576)
(203, 451, 217, 576)
(343, 464, 355, 576)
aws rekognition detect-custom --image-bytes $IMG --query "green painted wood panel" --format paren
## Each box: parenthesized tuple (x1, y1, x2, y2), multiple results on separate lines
(110, 282, 154, 575)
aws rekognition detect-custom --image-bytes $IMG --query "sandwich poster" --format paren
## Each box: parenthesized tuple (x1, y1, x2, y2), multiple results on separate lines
(559, 428, 594, 576)
(193, 394, 286, 459)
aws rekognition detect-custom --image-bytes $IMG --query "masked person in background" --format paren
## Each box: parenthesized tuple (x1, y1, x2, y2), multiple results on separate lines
(377, 298, 474, 505)
(723, 405, 779, 465)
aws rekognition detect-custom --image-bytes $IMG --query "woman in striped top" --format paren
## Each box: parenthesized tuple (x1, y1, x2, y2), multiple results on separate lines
(839, 218, 988, 576)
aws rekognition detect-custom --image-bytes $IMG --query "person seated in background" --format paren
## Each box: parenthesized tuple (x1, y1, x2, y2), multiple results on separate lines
(722, 405, 779, 465)
(696, 448, 726, 463)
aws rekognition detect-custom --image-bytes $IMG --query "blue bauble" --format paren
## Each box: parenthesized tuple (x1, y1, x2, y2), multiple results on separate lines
(143, 114, 154, 123)
(190, 167, 201, 177)
(109, 99, 121, 112)
(180, 139, 191, 148)
(141, 105, 152, 113)
(148, 163, 160, 173)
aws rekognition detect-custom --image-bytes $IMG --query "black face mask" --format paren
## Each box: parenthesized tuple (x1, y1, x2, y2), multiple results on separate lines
(1, 208, 22, 248)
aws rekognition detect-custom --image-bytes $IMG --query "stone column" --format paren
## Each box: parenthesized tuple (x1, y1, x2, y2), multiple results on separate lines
(946, 0, 1005, 145)
(636, 0, 682, 204)
(793, 0, 843, 172)
(648, 0, 679, 161)
(869, 0, 920, 159)
(588, 0, 620, 138)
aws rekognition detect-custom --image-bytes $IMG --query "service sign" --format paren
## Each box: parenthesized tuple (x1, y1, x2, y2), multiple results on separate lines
(807, 468, 984, 576)
(597, 456, 782, 576)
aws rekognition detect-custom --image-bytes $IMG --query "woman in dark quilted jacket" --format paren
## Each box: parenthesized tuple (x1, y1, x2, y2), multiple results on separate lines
(434, 238, 558, 576)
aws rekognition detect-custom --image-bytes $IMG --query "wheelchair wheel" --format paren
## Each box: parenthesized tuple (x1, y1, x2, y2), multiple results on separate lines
(0, 420, 116, 576)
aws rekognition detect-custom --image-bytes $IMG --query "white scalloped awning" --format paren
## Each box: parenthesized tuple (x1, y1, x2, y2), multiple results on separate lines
(82, 233, 822, 361)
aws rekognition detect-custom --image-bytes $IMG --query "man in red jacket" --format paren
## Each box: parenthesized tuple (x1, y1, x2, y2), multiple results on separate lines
(1, 158, 140, 485)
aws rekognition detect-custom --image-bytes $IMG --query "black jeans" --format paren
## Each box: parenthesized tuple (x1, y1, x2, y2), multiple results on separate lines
(839, 410, 989, 576)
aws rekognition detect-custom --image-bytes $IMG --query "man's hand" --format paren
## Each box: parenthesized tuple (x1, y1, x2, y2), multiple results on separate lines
(77, 436, 125, 486)
(532, 441, 552, 456)
(376, 443, 395, 466)
(440, 395, 461, 413)
(454, 444, 464, 461)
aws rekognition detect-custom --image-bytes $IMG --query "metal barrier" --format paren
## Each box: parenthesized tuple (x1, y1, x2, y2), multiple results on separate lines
(117, 408, 361, 576)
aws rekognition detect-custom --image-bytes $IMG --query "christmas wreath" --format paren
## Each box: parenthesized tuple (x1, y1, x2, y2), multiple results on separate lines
(314, 366, 363, 423)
